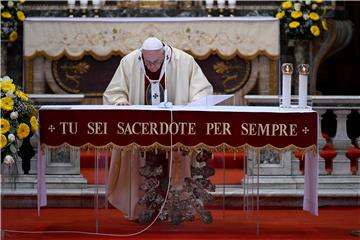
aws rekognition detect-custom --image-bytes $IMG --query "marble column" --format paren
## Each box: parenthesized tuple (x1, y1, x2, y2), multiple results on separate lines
(331, 110, 352, 175)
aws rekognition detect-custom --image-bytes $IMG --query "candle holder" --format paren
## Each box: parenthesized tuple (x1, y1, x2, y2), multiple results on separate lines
(298, 64, 310, 108)
(80, 0, 88, 17)
(68, 8, 75, 18)
(228, 0, 236, 17)
(92, 0, 101, 17)
(93, 9, 99, 17)
(183, 0, 193, 9)
(218, 0, 225, 17)
(67, 0, 76, 17)
(281, 63, 293, 108)
(81, 9, 87, 17)
(205, 0, 214, 17)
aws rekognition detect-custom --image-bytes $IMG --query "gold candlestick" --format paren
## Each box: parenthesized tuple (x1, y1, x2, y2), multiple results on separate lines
(218, 0, 225, 17)
(205, 0, 214, 17)
(228, 0, 236, 17)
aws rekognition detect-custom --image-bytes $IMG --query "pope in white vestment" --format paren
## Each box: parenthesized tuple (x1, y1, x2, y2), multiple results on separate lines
(103, 37, 213, 221)
(103, 38, 212, 106)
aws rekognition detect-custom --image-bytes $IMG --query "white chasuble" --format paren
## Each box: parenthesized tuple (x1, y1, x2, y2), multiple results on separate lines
(103, 44, 213, 219)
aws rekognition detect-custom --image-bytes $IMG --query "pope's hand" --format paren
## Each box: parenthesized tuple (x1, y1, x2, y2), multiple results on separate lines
(115, 101, 130, 106)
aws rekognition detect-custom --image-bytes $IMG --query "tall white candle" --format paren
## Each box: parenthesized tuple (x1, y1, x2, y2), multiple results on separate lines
(281, 63, 293, 108)
(205, 0, 214, 8)
(92, 0, 100, 6)
(80, 0, 88, 6)
(298, 64, 310, 108)
(228, 0, 236, 9)
(68, 0, 76, 6)
(218, 0, 225, 8)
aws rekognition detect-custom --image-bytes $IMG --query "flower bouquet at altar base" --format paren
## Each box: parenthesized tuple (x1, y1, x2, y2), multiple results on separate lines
(1, 0, 26, 43)
(0, 75, 39, 166)
(275, 0, 329, 40)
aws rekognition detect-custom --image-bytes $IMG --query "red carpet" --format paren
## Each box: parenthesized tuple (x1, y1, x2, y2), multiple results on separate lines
(2, 207, 360, 239)
(3, 151, 358, 239)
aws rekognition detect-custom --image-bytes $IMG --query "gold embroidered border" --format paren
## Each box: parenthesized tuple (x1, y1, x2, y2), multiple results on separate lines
(24, 50, 127, 61)
(24, 49, 279, 62)
(41, 142, 318, 154)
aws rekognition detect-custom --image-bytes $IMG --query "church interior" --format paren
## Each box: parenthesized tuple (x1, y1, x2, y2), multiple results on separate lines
(1, 1, 359, 239)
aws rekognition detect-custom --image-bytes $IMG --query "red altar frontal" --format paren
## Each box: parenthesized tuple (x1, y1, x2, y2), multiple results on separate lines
(40, 105, 317, 149)
(37, 105, 319, 233)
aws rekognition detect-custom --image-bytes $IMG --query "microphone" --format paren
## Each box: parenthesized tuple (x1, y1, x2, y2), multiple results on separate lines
(159, 89, 173, 108)
(158, 45, 173, 108)
(159, 102, 173, 108)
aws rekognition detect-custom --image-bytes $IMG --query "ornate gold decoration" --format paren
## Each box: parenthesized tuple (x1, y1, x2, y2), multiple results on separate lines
(52, 60, 90, 93)
(24, 19, 280, 60)
(281, 63, 293, 75)
(42, 142, 318, 157)
(213, 59, 251, 93)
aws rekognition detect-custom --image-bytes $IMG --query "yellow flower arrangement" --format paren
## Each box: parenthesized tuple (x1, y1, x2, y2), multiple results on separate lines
(0, 75, 38, 165)
(1, 0, 26, 43)
(1, 134, 7, 149)
(0, 118, 11, 133)
(30, 116, 39, 132)
(275, 0, 329, 40)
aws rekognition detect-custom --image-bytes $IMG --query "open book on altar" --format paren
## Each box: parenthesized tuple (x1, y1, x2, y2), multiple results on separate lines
(187, 94, 234, 106)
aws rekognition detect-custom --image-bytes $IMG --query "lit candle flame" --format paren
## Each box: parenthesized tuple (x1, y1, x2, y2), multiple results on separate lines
(281, 63, 293, 75)
(298, 64, 310, 75)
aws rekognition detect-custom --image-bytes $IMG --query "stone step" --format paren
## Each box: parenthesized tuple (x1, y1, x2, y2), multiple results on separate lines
(1, 174, 88, 189)
(2, 174, 359, 208)
(240, 175, 360, 189)
(2, 184, 359, 208)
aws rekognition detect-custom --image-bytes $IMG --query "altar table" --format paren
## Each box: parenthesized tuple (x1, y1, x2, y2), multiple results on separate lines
(38, 105, 318, 216)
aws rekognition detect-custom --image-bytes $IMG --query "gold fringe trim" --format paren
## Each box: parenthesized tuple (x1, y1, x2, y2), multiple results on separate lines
(24, 49, 127, 61)
(189, 49, 279, 61)
(24, 49, 279, 62)
(41, 142, 318, 153)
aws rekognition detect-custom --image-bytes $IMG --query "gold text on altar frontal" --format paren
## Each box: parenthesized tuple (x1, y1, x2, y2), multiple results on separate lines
(57, 121, 299, 137)
(241, 123, 297, 136)
(117, 122, 197, 135)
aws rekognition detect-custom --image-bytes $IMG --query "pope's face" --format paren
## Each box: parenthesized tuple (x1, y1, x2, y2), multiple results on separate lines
(142, 49, 164, 72)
